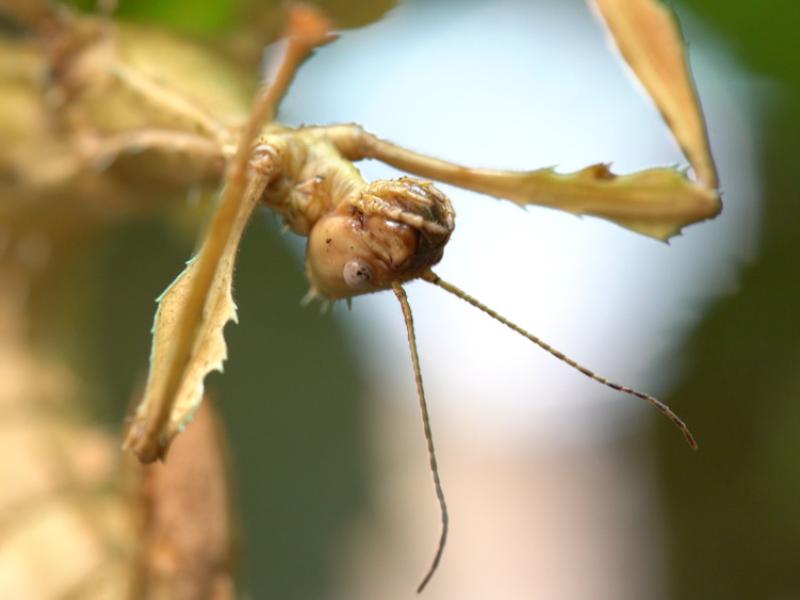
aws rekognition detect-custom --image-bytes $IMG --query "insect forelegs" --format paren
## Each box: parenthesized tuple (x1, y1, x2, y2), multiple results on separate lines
(85, 129, 226, 187)
(244, 5, 336, 132)
(322, 123, 720, 242)
(352, 179, 452, 238)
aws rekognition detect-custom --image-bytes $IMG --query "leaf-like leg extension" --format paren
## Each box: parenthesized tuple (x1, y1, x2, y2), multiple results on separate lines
(323, 124, 720, 242)
(124, 4, 336, 463)
(591, 0, 718, 187)
(123, 148, 280, 463)
(85, 128, 227, 186)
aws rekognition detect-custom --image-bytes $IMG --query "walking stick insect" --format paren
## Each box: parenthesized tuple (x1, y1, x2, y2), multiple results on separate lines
(7, 0, 720, 592)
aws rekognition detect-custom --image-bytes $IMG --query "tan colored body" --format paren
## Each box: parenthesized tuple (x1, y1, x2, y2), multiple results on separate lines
(3, 2, 719, 592)
(244, 127, 456, 299)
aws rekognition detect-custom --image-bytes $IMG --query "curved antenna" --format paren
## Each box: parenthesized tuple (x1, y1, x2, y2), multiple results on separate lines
(422, 271, 698, 450)
(391, 283, 449, 593)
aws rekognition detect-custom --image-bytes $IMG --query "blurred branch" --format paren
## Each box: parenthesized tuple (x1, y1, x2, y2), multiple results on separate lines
(133, 401, 237, 600)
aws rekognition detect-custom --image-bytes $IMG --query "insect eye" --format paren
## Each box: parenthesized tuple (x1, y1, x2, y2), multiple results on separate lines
(342, 259, 373, 291)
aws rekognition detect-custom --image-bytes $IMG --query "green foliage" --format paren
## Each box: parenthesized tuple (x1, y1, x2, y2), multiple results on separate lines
(655, 2, 800, 598)
(65, 0, 247, 33)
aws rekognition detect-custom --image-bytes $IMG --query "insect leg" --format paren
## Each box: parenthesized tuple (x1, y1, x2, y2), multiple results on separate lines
(123, 160, 280, 462)
(422, 270, 698, 450)
(322, 124, 719, 242)
(85, 129, 226, 186)
(124, 5, 336, 462)
(593, 0, 718, 188)
(351, 191, 450, 237)
(392, 282, 449, 593)
(242, 4, 336, 131)
(110, 64, 232, 144)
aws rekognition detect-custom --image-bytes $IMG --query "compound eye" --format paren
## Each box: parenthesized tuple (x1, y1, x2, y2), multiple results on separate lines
(342, 259, 374, 291)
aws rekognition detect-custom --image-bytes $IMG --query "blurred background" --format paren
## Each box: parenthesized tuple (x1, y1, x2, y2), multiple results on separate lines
(1, 0, 798, 598)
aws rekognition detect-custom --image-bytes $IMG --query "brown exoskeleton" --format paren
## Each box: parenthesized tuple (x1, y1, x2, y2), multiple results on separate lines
(6, 1, 720, 592)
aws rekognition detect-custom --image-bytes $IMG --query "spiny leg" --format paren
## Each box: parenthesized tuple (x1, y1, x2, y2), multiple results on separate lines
(244, 4, 337, 132)
(322, 124, 719, 242)
(392, 283, 449, 594)
(421, 270, 698, 450)
(124, 6, 335, 461)
(123, 155, 279, 462)
(85, 128, 226, 184)
(593, 0, 718, 188)
(352, 191, 450, 238)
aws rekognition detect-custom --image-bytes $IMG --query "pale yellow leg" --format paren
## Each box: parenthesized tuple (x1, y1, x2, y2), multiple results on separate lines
(111, 63, 232, 143)
(322, 124, 720, 242)
(85, 129, 226, 186)
(124, 4, 336, 462)
(351, 189, 450, 237)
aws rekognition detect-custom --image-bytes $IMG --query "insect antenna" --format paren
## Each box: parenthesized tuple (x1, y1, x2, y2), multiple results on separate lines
(421, 271, 698, 450)
(391, 283, 449, 593)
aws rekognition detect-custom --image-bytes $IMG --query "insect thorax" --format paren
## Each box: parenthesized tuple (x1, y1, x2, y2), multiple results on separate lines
(257, 128, 455, 300)
(258, 130, 365, 236)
